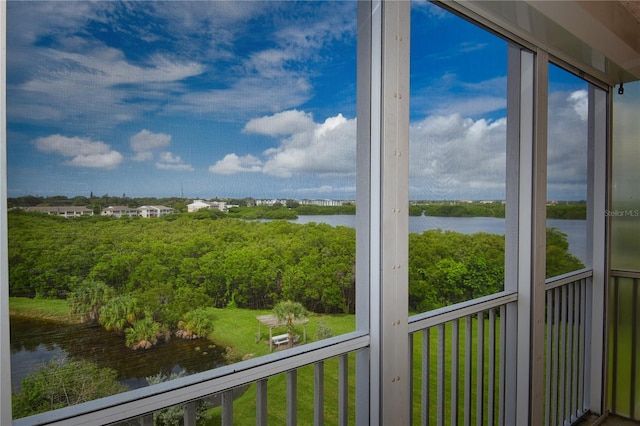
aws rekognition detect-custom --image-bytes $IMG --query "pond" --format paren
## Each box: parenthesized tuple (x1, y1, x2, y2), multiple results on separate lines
(10, 316, 227, 392)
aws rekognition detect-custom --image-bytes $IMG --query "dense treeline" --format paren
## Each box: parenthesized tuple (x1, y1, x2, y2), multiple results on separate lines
(409, 202, 586, 220)
(8, 211, 583, 316)
(8, 211, 355, 314)
(7, 194, 190, 213)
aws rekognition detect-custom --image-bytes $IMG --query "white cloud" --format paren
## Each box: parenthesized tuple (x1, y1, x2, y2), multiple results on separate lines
(156, 152, 194, 171)
(209, 153, 263, 175)
(409, 114, 506, 199)
(34, 134, 123, 170)
(211, 111, 357, 178)
(260, 112, 356, 178)
(568, 90, 588, 122)
(244, 110, 315, 136)
(130, 129, 172, 159)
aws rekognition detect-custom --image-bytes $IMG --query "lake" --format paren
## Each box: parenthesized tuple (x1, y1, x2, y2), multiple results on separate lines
(10, 316, 226, 392)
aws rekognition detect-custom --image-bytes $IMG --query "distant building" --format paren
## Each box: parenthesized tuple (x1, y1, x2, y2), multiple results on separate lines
(299, 199, 351, 207)
(25, 206, 94, 218)
(137, 205, 173, 218)
(101, 206, 138, 218)
(187, 200, 227, 213)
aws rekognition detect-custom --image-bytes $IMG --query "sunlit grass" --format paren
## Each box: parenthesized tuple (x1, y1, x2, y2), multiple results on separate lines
(9, 297, 74, 323)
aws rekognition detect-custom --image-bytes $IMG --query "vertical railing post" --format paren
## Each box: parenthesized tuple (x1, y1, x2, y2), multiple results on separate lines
(257, 379, 268, 426)
(222, 390, 233, 426)
(315, 361, 325, 426)
(184, 401, 197, 426)
(287, 370, 297, 426)
(339, 354, 348, 426)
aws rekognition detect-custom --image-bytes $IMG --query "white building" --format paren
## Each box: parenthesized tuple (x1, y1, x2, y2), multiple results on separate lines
(25, 206, 94, 218)
(101, 206, 138, 218)
(137, 205, 173, 218)
(187, 200, 227, 213)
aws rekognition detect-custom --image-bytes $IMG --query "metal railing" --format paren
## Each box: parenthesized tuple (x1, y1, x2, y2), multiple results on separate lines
(14, 332, 369, 426)
(609, 269, 640, 421)
(15, 270, 599, 426)
(406, 269, 595, 426)
(544, 269, 593, 426)
(408, 290, 518, 426)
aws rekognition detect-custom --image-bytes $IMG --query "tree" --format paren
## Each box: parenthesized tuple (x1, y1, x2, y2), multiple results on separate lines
(176, 308, 215, 339)
(12, 357, 127, 419)
(273, 300, 308, 348)
(125, 316, 162, 350)
(68, 280, 114, 323)
(99, 294, 139, 333)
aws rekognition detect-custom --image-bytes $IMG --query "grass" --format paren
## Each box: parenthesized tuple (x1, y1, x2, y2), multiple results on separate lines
(9, 297, 76, 323)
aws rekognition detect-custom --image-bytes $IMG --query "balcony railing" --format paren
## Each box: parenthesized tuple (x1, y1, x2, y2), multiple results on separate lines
(544, 270, 593, 426)
(14, 333, 369, 426)
(406, 269, 593, 426)
(408, 290, 518, 426)
(14, 270, 597, 426)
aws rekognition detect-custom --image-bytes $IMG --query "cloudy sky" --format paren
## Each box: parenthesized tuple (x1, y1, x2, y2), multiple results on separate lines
(7, 1, 589, 200)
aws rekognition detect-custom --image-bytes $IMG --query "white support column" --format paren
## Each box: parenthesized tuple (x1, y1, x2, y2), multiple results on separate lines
(586, 84, 609, 414)
(504, 43, 524, 425)
(355, 1, 377, 424)
(355, 0, 411, 424)
(527, 48, 549, 426)
(377, 2, 410, 424)
(0, 2, 12, 424)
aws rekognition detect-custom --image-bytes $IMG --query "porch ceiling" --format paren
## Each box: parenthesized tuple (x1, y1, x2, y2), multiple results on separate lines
(456, 0, 640, 85)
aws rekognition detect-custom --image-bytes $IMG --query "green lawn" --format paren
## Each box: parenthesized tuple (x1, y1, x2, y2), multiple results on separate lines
(9, 297, 75, 323)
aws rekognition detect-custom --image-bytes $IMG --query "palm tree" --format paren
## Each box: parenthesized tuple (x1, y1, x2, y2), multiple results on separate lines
(68, 280, 114, 323)
(99, 294, 139, 333)
(273, 300, 308, 348)
(125, 317, 161, 350)
(177, 308, 215, 339)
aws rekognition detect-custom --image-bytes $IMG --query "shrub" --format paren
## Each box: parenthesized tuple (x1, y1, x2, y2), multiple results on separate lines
(12, 357, 127, 418)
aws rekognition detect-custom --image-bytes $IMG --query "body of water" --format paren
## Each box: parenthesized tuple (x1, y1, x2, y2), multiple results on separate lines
(289, 215, 588, 266)
(10, 316, 226, 392)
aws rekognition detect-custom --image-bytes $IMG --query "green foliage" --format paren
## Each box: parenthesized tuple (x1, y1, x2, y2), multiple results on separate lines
(547, 203, 586, 220)
(177, 308, 215, 339)
(99, 294, 140, 333)
(411, 202, 506, 218)
(9, 210, 584, 323)
(315, 318, 334, 340)
(294, 204, 356, 215)
(273, 300, 308, 349)
(273, 300, 308, 348)
(68, 280, 114, 323)
(546, 227, 585, 276)
(227, 206, 298, 219)
(125, 316, 162, 350)
(12, 357, 127, 419)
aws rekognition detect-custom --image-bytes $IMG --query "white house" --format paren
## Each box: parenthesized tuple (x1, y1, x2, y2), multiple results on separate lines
(137, 205, 173, 218)
(101, 206, 138, 218)
(187, 200, 227, 213)
(25, 206, 94, 218)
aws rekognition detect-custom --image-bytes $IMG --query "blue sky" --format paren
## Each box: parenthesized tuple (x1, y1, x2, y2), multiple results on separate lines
(7, 1, 588, 200)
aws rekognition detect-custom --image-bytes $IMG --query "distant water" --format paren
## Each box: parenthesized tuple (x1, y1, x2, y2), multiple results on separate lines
(288, 215, 588, 266)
